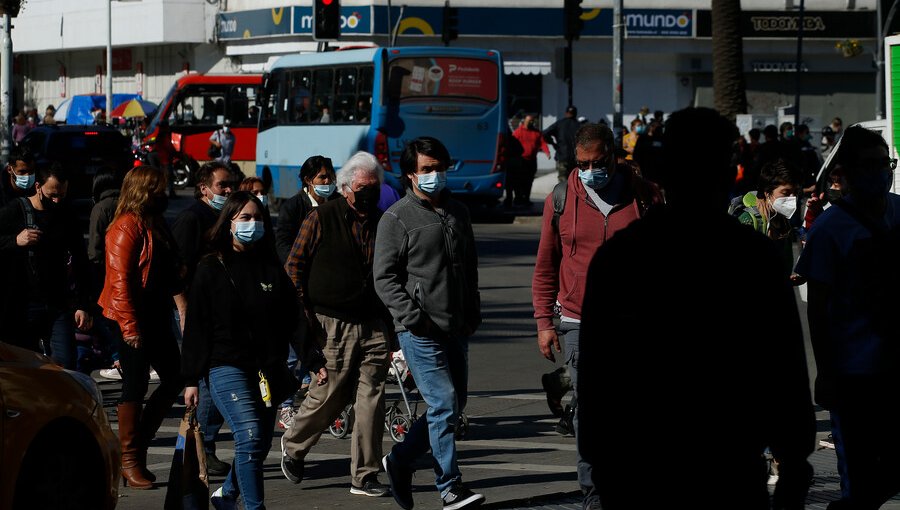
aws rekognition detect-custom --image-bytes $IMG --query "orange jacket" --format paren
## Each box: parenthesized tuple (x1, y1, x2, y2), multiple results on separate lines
(97, 212, 156, 339)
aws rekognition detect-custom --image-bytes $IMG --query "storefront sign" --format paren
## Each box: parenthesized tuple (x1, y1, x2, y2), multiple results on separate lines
(291, 6, 373, 35)
(696, 10, 875, 39)
(218, 8, 292, 40)
(751, 61, 809, 72)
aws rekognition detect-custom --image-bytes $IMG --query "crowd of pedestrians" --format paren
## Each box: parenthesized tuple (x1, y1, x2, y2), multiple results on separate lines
(1, 98, 899, 510)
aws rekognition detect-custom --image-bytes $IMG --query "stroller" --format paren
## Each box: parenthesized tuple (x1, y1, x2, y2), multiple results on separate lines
(327, 350, 469, 443)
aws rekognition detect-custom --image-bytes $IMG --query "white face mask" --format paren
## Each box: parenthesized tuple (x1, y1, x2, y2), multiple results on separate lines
(771, 196, 797, 219)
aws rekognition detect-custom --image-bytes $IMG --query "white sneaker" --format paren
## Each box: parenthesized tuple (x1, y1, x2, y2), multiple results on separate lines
(149, 368, 159, 381)
(210, 486, 238, 510)
(99, 368, 122, 380)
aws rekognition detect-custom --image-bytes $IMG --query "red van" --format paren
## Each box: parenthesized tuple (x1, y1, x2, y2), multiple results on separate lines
(142, 73, 262, 184)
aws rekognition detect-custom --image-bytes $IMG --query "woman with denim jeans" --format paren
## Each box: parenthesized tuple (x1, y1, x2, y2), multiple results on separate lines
(181, 191, 297, 510)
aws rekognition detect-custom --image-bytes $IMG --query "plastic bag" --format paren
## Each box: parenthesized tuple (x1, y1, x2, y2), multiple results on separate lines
(164, 406, 209, 510)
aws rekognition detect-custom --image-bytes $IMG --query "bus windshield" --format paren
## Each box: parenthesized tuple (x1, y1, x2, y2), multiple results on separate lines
(388, 57, 498, 103)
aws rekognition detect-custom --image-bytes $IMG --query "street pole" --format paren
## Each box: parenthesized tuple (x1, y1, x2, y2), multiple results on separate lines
(1, 14, 11, 167)
(106, 0, 112, 123)
(566, 40, 573, 107)
(794, 0, 804, 127)
(386, 0, 393, 47)
(876, 0, 900, 120)
(612, 0, 624, 141)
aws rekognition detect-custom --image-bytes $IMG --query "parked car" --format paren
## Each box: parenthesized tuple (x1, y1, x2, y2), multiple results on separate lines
(19, 124, 132, 220)
(0, 342, 119, 509)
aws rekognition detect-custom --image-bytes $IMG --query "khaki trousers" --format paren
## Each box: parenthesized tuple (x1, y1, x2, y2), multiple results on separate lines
(283, 313, 389, 486)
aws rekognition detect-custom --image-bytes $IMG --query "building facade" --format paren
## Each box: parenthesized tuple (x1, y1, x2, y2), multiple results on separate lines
(10, 0, 881, 142)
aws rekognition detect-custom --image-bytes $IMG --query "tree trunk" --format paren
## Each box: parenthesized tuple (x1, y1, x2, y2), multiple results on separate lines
(712, 0, 747, 121)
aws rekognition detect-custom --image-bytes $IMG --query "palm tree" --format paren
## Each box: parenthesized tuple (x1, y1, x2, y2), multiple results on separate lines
(712, 0, 747, 121)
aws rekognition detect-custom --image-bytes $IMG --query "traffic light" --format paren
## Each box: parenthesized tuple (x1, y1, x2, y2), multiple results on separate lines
(442, 1, 459, 46)
(564, 0, 583, 41)
(314, 0, 341, 41)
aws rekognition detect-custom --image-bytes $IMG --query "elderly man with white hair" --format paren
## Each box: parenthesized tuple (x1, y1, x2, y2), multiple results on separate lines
(281, 151, 392, 497)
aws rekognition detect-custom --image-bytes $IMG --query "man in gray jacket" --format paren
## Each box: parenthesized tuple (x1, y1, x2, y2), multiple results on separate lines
(374, 137, 483, 510)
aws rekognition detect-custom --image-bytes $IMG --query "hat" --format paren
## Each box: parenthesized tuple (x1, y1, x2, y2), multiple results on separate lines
(566, 105, 577, 115)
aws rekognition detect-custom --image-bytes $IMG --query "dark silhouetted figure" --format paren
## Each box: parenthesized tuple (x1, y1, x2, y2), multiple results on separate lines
(579, 107, 815, 509)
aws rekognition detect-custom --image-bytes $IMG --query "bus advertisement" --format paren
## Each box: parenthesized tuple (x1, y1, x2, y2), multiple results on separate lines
(256, 46, 508, 205)
(144, 73, 263, 182)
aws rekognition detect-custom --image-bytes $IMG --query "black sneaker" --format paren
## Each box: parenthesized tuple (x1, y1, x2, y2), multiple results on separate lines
(280, 436, 304, 484)
(350, 477, 391, 497)
(206, 451, 230, 476)
(441, 483, 484, 510)
(382, 453, 414, 510)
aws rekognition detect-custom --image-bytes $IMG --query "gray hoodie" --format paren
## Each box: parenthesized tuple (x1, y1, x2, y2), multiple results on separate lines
(374, 189, 481, 337)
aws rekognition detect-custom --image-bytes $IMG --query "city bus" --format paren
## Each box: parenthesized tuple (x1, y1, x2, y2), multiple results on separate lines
(256, 46, 507, 205)
(144, 73, 262, 183)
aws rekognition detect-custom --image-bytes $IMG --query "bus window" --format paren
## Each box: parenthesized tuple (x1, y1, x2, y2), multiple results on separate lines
(312, 68, 334, 122)
(231, 85, 256, 127)
(290, 70, 311, 123)
(334, 67, 358, 123)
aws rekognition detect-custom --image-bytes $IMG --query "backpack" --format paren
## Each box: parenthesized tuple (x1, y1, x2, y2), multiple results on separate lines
(551, 169, 661, 229)
(728, 192, 764, 233)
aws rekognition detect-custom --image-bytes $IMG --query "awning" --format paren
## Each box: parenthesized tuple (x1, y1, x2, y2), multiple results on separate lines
(504, 60, 552, 76)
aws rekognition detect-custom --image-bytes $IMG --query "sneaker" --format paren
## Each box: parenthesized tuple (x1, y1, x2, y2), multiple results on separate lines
(819, 434, 835, 449)
(441, 483, 485, 510)
(210, 486, 238, 510)
(281, 435, 304, 484)
(148, 368, 159, 381)
(206, 451, 230, 476)
(350, 478, 391, 497)
(383, 453, 414, 510)
(554, 406, 574, 436)
(278, 406, 296, 430)
(99, 367, 122, 380)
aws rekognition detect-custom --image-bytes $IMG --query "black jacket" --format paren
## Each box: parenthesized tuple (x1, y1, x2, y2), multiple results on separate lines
(181, 249, 298, 387)
(171, 199, 220, 287)
(542, 117, 580, 164)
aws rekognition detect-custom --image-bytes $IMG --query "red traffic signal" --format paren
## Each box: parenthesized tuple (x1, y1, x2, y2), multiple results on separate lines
(314, 0, 341, 41)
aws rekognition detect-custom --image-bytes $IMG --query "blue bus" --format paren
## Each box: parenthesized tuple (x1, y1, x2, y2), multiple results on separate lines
(256, 46, 508, 205)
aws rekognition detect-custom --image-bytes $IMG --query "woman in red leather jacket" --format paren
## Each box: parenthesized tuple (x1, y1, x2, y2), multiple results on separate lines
(97, 165, 185, 489)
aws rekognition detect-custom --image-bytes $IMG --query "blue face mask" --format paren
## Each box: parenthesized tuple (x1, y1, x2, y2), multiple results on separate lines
(313, 183, 336, 198)
(257, 194, 268, 208)
(635, 125, 646, 135)
(13, 173, 34, 190)
(232, 220, 264, 244)
(578, 168, 610, 189)
(416, 171, 447, 195)
(209, 193, 228, 211)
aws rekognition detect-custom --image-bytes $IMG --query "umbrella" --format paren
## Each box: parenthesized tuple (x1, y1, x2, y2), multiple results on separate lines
(110, 98, 157, 119)
(53, 97, 73, 123)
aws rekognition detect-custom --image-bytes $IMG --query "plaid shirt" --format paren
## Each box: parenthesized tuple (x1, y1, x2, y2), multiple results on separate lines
(284, 203, 376, 312)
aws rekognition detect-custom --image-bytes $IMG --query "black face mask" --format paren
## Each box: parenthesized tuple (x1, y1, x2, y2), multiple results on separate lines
(825, 188, 844, 204)
(352, 186, 381, 213)
(39, 190, 59, 210)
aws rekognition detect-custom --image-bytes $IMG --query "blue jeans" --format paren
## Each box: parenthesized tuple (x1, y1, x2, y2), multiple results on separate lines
(208, 365, 276, 510)
(560, 321, 595, 503)
(279, 345, 311, 408)
(392, 331, 468, 494)
(26, 304, 76, 370)
(175, 307, 225, 453)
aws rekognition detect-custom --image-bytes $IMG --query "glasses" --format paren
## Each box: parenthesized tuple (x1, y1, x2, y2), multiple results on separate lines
(575, 158, 611, 171)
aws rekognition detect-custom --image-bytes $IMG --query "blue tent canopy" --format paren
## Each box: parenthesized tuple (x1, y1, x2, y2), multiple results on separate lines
(54, 93, 143, 125)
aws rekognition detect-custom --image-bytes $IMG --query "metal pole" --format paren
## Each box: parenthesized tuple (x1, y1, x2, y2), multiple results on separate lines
(794, 0, 804, 127)
(106, 0, 112, 124)
(566, 40, 573, 106)
(386, 0, 393, 47)
(876, 0, 900, 119)
(612, 0, 624, 141)
(1, 14, 11, 167)
(391, 5, 405, 47)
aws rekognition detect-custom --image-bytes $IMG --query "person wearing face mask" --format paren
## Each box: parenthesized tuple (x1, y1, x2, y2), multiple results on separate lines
(795, 125, 900, 509)
(728, 158, 802, 277)
(96, 165, 186, 490)
(0, 161, 93, 369)
(622, 118, 644, 160)
(181, 191, 297, 510)
(531, 123, 661, 510)
(281, 151, 392, 498)
(274, 155, 337, 264)
(1, 146, 35, 207)
(209, 119, 236, 165)
(239, 176, 270, 210)
(170, 160, 236, 476)
(374, 136, 484, 510)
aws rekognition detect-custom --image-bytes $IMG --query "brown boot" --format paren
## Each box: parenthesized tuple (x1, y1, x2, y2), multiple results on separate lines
(117, 402, 153, 489)
(136, 394, 177, 484)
